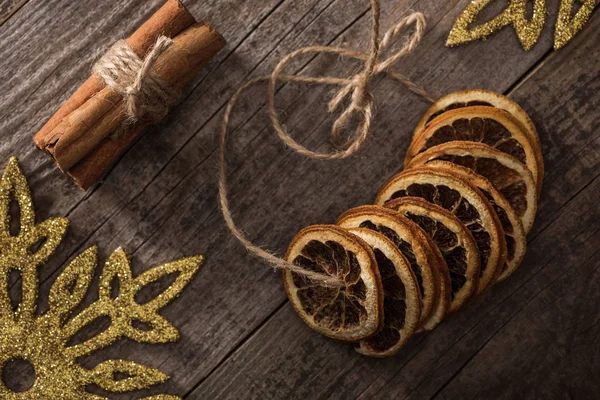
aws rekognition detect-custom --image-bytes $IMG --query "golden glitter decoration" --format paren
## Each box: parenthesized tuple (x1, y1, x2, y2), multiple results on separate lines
(0, 157, 203, 399)
(447, 0, 546, 50)
(447, 0, 595, 51)
(554, 0, 595, 50)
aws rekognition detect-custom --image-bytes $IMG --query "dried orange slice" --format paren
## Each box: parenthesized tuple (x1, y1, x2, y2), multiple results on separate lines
(426, 161, 527, 282)
(284, 225, 384, 341)
(337, 205, 446, 329)
(413, 89, 542, 164)
(416, 232, 451, 331)
(385, 197, 479, 313)
(407, 141, 537, 233)
(346, 228, 421, 356)
(407, 106, 542, 193)
(375, 167, 506, 294)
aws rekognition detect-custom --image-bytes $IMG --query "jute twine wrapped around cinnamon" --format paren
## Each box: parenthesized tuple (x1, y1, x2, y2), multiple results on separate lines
(219, 0, 434, 285)
(34, 0, 225, 189)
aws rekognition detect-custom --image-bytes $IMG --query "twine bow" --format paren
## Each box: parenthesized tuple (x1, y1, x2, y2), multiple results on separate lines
(267, 9, 433, 158)
(220, 0, 435, 286)
(93, 35, 179, 127)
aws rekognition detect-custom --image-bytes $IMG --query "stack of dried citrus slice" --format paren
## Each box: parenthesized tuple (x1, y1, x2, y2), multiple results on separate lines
(283, 89, 543, 357)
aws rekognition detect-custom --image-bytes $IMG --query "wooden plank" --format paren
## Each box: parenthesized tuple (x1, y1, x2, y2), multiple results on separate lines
(425, 190, 600, 395)
(188, 8, 600, 400)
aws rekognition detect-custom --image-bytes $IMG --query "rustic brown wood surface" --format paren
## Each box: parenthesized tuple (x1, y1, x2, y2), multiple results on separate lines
(0, 0, 598, 398)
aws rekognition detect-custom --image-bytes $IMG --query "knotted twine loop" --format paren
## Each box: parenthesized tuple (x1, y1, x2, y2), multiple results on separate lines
(92, 35, 179, 131)
(219, 0, 435, 287)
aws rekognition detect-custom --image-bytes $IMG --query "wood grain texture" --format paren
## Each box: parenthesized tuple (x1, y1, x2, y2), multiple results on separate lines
(0, 0, 26, 25)
(0, 0, 598, 398)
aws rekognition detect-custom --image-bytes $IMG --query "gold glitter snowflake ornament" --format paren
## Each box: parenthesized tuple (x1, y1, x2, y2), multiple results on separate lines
(447, 0, 594, 51)
(0, 157, 203, 399)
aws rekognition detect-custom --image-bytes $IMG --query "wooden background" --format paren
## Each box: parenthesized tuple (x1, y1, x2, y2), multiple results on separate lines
(1, 0, 599, 398)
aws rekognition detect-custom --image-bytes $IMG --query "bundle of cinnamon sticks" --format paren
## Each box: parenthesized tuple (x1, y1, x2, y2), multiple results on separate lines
(34, 0, 225, 189)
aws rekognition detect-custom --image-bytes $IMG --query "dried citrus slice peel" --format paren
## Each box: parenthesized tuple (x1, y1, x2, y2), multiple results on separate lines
(284, 225, 384, 341)
(407, 141, 537, 233)
(375, 167, 507, 294)
(385, 197, 480, 313)
(416, 232, 451, 330)
(425, 161, 527, 282)
(413, 89, 542, 162)
(346, 228, 421, 356)
(337, 205, 446, 329)
(407, 106, 542, 193)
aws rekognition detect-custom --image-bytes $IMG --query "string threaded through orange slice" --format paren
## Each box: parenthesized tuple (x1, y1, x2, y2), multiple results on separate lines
(284, 225, 384, 341)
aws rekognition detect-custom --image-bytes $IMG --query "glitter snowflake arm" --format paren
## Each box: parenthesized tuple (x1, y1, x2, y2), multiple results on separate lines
(125, 253, 202, 342)
(0, 157, 68, 322)
(447, 0, 546, 51)
(554, 0, 595, 49)
(0, 157, 36, 239)
(61, 249, 203, 360)
(85, 360, 170, 393)
(62, 249, 202, 396)
(447, 0, 594, 51)
(48, 247, 98, 324)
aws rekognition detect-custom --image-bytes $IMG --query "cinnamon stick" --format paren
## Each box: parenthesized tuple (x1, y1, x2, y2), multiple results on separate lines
(70, 24, 225, 189)
(35, 0, 194, 149)
(33, 0, 225, 189)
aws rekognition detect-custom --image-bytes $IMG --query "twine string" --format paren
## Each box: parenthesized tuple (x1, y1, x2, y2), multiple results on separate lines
(93, 35, 179, 132)
(219, 0, 434, 287)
